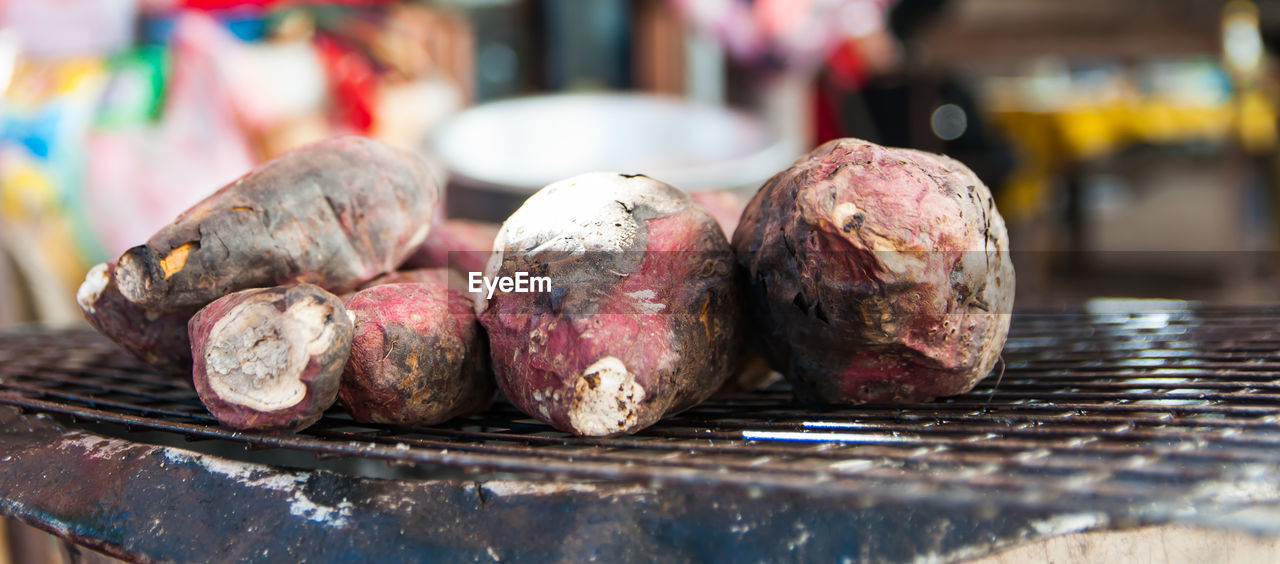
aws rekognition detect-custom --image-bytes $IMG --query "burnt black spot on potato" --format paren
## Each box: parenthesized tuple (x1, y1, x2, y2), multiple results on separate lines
(549, 286, 568, 313)
(842, 213, 865, 233)
(792, 292, 812, 312)
(585, 373, 601, 389)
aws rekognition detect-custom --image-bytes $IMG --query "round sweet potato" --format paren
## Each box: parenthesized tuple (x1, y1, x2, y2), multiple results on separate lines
(400, 218, 500, 275)
(690, 189, 748, 238)
(341, 280, 494, 425)
(478, 172, 740, 437)
(732, 138, 1015, 403)
(189, 283, 353, 431)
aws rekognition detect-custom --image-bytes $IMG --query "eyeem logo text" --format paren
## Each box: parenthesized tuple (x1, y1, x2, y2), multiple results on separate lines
(469, 271, 552, 299)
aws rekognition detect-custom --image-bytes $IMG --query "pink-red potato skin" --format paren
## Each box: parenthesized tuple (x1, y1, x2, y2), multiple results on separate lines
(400, 218, 500, 275)
(690, 190, 748, 238)
(189, 284, 353, 431)
(114, 136, 439, 313)
(341, 282, 494, 425)
(732, 138, 1015, 403)
(478, 173, 741, 437)
(77, 262, 195, 375)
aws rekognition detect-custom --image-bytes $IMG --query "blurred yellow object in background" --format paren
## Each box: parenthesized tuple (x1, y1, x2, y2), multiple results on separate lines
(0, 57, 107, 326)
(992, 92, 1277, 221)
(0, 157, 88, 327)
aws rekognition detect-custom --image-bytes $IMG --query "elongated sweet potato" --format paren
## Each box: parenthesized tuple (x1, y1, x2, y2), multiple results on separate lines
(189, 283, 353, 431)
(732, 138, 1015, 403)
(341, 278, 494, 425)
(478, 172, 740, 437)
(400, 218, 500, 275)
(115, 136, 438, 313)
(76, 262, 194, 374)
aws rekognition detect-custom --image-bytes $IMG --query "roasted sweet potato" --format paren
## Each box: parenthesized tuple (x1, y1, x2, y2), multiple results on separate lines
(341, 279, 494, 425)
(115, 136, 438, 313)
(732, 138, 1015, 403)
(478, 172, 740, 437)
(400, 218, 500, 275)
(687, 190, 778, 394)
(76, 262, 194, 375)
(189, 283, 353, 431)
(358, 268, 452, 291)
(690, 189, 748, 238)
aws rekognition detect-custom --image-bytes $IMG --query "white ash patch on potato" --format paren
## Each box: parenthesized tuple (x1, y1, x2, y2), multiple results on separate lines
(480, 172, 686, 313)
(498, 172, 682, 253)
(568, 356, 645, 436)
(831, 202, 862, 233)
(625, 289, 666, 313)
(76, 263, 111, 314)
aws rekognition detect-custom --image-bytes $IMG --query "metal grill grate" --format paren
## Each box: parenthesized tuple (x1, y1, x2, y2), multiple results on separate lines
(4, 304, 1280, 516)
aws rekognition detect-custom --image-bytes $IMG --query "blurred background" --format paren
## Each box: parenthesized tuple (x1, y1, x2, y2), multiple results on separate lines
(3, 0, 1280, 329)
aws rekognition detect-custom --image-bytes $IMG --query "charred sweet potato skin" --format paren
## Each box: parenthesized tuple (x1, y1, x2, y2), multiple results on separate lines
(188, 284, 353, 431)
(341, 282, 494, 425)
(116, 136, 438, 312)
(478, 173, 740, 437)
(732, 138, 1015, 403)
(76, 262, 194, 375)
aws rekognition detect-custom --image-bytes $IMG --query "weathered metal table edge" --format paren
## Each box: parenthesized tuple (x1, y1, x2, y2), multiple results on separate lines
(3, 405, 1276, 564)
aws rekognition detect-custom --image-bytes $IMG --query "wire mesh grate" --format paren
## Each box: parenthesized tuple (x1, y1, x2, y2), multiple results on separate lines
(3, 304, 1280, 512)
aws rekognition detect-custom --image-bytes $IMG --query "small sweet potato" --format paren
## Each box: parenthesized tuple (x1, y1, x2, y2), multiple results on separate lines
(189, 283, 353, 431)
(357, 268, 453, 290)
(732, 138, 1015, 404)
(690, 189, 748, 238)
(341, 279, 494, 425)
(478, 172, 740, 437)
(115, 136, 438, 313)
(399, 218, 500, 275)
(76, 262, 194, 375)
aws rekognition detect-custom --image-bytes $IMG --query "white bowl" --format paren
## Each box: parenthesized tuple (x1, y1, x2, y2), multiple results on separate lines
(431, 92, 797, 220)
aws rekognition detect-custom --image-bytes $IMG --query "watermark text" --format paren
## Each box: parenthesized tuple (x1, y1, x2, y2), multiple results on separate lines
(468, 271, 552, 299)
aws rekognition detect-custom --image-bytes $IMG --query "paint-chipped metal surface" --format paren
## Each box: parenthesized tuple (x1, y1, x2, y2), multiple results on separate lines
(0, 406, 1130, 563)
(2, 303, 1280, 561)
